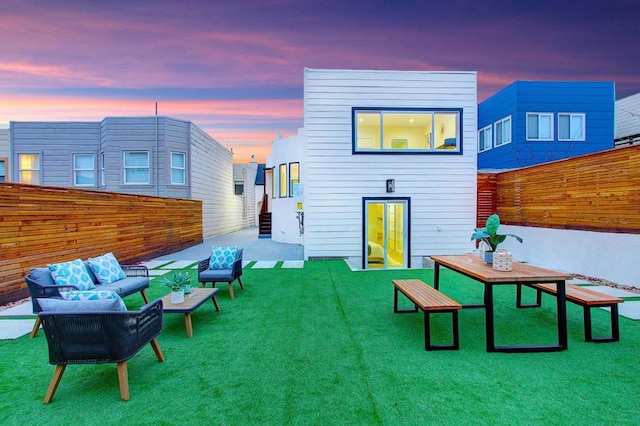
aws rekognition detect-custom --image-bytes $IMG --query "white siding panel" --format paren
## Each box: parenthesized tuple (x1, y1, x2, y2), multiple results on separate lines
(616, 92, 640, 140)
(189, 123, 253, 238)
(303, 68, 478, 261)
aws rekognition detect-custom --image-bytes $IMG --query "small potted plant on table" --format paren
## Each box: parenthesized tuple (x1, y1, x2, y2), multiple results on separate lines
(471, 213, 523, 264)
(160, 271, 191, 304)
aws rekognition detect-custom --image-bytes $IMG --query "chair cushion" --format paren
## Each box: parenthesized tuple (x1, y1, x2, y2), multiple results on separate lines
(48, 259, 96, 290)
(29, 267, 57, 286)
(97, 276, 148, 297)
(37, 296, 124, 312)
(86, 252, 127, 284)
(199, 269, 234, 281)
(209, 246, 238, 270)
(60, 290, 127, 311)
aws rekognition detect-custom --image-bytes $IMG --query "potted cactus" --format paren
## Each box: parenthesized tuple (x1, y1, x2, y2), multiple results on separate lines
(471, 213, 523, 264)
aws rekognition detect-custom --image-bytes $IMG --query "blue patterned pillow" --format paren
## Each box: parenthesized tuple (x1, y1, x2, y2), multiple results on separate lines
(209, 246, 238, 270)
(60, 290, 127, 311)
(48, 259, 96, 290)
(86, 252, 127, 284)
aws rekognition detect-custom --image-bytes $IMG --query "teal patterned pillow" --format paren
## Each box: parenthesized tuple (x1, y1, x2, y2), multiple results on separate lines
(60, 290, 127, 311)
(48, 259, 96, 290)
(209, 246, 238, 269)
(87, 252, 127, 284)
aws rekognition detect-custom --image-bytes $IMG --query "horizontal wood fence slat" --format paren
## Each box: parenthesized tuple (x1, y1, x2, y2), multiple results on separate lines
(478, 145, 640, 234)
(0, 183, 202, 305)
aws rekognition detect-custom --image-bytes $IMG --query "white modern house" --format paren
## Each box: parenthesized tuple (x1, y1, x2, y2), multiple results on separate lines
(8, 117, 257, 238)
(0, 128, 8, 182)
(615, 92, 640, 145)
(267, 68, 478, 269)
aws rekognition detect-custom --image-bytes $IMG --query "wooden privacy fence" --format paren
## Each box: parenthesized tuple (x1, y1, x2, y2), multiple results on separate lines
(0, 183, 202, 305)
(478, 145, 640, 234)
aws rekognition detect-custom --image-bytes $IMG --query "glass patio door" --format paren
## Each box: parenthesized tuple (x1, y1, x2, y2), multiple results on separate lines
(364, 199, 408, 269)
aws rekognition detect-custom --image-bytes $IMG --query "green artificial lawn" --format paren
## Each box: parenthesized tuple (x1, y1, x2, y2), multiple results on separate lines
(1, 260, 640, 425)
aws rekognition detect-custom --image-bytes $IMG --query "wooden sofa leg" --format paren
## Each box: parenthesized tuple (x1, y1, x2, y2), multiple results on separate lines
(117, 361, 130, 401)
(30, 316, 41, 339)
(140, 289, 150, 304)
(228, 283, 235, 299)
(44, 365, 66, 404)
(150, 338, 165, 362)
(238, 277, 244, 290)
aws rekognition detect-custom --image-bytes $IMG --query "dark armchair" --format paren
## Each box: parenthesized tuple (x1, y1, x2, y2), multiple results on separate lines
(39, 299, 165, 403)
(198, 248, 245, 299)
(25, 264, 150, 338)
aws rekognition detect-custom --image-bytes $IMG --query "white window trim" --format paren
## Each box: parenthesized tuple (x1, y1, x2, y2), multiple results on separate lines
(495, 115, 512, 147)
(73, 153, 96, 187)
(478, 125, 493, 152)
(100, 152, 106, 187)
(353, 108, 462, 153)
(526, 112, 554, 141)
(558, 112, 586, 142)
(123, 151, 150, 185)
(170, 152, 186, 185)
(18, 153, 40, 184)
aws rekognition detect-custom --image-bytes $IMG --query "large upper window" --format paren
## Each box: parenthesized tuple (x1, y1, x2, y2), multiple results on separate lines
(170, 152, 186, 185)
(289, 162, 299, 197)
(353, 108, 461, 153)
(478, 125, 492, 152)
(526, 113, 554, 141)
(123, 151, 149, 184)
(495, 116, 512, 147)
(558, 113, 585, 141)
(19, 154, 40, 184)
(73, 154, 95, 187)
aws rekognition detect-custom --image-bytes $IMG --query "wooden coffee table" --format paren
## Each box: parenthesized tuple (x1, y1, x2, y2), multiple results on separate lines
(160, 287, 220, 338)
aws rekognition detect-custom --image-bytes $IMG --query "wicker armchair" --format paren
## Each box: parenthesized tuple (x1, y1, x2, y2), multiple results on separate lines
(25, 264, 150, 338)
(198, 248, 245, 299)
(39, 299, 165, 403)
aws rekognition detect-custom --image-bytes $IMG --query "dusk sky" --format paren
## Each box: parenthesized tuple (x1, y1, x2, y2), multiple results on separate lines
(2, 0, 639, 163)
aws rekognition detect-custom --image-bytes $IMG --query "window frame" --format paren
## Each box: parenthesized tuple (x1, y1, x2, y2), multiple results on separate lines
(123, 151, 150, 185)
(18, 153, 40, 184)
(271, 167, 276, 199)
(100, 151, 106, 187)
(234, 180, 244, 195)
(558, 113, 586, 142)
(478, 125, 493, 152)
(170, 151, 187, 185)
(73, 153, 96, 187)
(289, 162, 299, 198)
(0, 158, 7, 182)
(352, 107, 463, 155)
(526, 112, 554, 141)
(279, 163, 288, 198)
(494, 115, 512, 147)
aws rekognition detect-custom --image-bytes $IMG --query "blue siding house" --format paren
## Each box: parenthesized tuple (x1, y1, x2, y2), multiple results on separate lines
(478, 81, 615, 169)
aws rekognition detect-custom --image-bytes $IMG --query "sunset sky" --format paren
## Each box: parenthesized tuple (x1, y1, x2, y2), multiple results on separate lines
(2, 0, 639, 163)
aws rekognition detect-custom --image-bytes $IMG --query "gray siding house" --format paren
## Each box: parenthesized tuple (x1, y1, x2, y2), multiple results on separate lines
(0, 128, 8, 182)
(9, 117, 257, 238)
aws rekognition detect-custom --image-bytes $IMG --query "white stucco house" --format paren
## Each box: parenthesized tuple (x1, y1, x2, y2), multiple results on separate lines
(266, 68, 478, 269)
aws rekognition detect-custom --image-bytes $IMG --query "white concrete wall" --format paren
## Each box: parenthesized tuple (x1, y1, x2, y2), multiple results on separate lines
(498, 225, 640, 288)
(303, 68, 478, 264)
(270, 130, 305, 244)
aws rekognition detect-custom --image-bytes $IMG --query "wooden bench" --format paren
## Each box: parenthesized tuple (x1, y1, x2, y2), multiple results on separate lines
(392, 279, 462, 351)
(516, 283, 623, 342)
